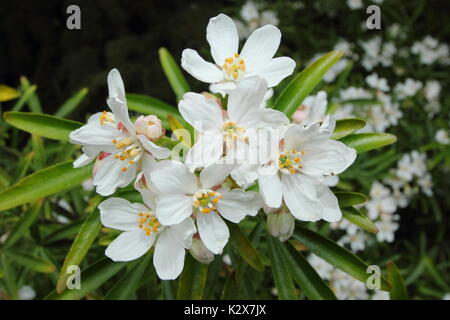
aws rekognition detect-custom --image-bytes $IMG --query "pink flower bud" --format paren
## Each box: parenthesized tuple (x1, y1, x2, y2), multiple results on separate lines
(135, 115, 164, 140)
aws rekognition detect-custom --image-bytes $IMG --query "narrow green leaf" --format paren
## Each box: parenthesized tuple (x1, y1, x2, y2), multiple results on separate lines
(282, 242, 337, 300)
(335, 191, 367, 208)
(221, 271, 240, 300)
(5, 250, 56, 273)
(293, 225, 391, 291)
(0, 161, 93, 212)
(56, 198, 102, 293)
(31, 135, 46, 169)
(104, 254, 152, 300)
(342, 207, 378, 233)
(43, 220, 83, 244)
(331, 118, 366, 140)
(0, 84, 20, 102)
(340, 133, 397, 153)
(55, 88, 89, 118)
(275, 50, 344, 117)
(266, 235, 297, 300)
(3, 199, 44, 248)
(3, 112, 83, 141)
(227, 222, 264, 272)
(47, 258, 127, 300)
(159, 47, 190, 101)
(20, 76, 42, 113)
(387, 261, 408, 300)
(11, 85, 37, 112)
(14, 151, 35, 182)
(176, 254, 209, 300)
(161, 280, 177, 300)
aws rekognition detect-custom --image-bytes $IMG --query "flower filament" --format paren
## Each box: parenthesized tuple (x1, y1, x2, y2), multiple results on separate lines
(279, 150, 304, 175)
(99, 111, 115, 126)
(138, 211, 161, 236)
(193, 190, 223, 214)
(111, 137, 143, 172)
(223, 121, 247, 142)
(222, 53, 246, 81)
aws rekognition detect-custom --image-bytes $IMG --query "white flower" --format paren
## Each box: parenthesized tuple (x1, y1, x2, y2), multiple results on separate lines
(150, 160, 262, 254)
(254, 119, 356, 222)
(417, 173, 433, 197)
(375, 214, 399, 243)
(99, 197, 196, 280)
(18, 285, 36, 300)
(436, 129, 450, 145)
(366, 73, 390, 92)
(365, 181, 397, 220)
(396, 154, 414, 182)
(69, 69, 170, 196)
(394, 78, 423, 99)
(371, 290, 389, 300)
(443, 293, 450, 300)
(181, 13, 295, 93)
(338, 230, 367, 252)
(179, 77, 288, 171)
(292, 91, 328, 125)
(424, 80, 441, 102)
(308, 254, 334, 280)
(347, 0, 363, 10)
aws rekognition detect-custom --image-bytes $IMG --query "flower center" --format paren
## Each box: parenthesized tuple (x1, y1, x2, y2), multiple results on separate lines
(222, 53, 246, 81)
(279, 150, 304, 175)
(111, 137, 143, 172)
(223, 121, 247, 142)
(99, 111, 115, 126)
(138, 211, 161, 236)
(193, 190, 223, 214)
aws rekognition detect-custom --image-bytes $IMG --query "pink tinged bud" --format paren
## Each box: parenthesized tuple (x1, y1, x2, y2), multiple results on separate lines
(189, 237, 215, 264)
(134, 115, 164, 140)
(266, 210, 295, 242)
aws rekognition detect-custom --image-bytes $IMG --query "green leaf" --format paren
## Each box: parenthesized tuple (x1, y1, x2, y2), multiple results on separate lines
(126, 93, 185, 129)
(275, 50, 344, 117)
(104, 254, 152, 299)
(282, 242, 337, 300)
(31, 135, 46, 169)
(334, 191, 368, 208)
(266, 235, 297, 300)
(293, 225, 391, 291)
(11, 85, 37, 112)
(43, 220, 83, 244)
(176, 254, 209, 300)
(159, 47, 190, 101)
(0, 161, 93, 212)
(227, 221, 265, 272)
(161, 280, 177, 300)
(56, 198, 102, 293)
(3, 111, 83, 141)
(221, 271, 240, 300)
(331, 118, 366, 140)
(55, 88, 89, 118)
(0, 84, 20, 102)
(47, 258, 127, 300)
(20, 76, 42, 113)
(387, 261, 408, 300)
(5, 250, 56, 273)
(3, 199, 44, 248)
(342, 207, 378, 233)
(340, 133, 397, 153)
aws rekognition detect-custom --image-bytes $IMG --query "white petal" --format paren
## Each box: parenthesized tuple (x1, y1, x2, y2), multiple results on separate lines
(240, 25, 281, 72)
(107, 68, 126, 103)
(105, 230, 155, 262)
(136, 135, 170, 159)
(150, 160, 197, 194)
(153, 229, 186, 280)
(227, 77, 268, 124)
(141, 152, 158, 177)
(99, 198, 146, 231)
(184, 134, 224, 171)
(283, 123, 322, 151)
(238, 105, 289, 129)
(230, 163, 259, 187)
(209, 81, 237, 95)
(316, 184, 342, 222)
(199, 162, 235, 189)
(206, 14, 239, 66)
(181, 49, 224, 83)
(259, 167, 283, 208)
(93, 155, 136, 196)
(106, 97, 135, 135)
(281, 174, 322, 221)
(69, 123, 119, 147)
(250, 56, 296, 87)
(197, 212, 229, 254)
(134, 172, 159, 210)
(167, 218, 197, 249)
(179, 92, 224, 133)
(73, 153, 94, 168)
(156, 194, 193, 226)
(216, 189, 262, 223)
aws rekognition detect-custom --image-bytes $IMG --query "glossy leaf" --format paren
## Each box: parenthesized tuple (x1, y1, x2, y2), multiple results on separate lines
(340, 133, 397, 153)
(5, 250, 56, 273)
(275, 50, 344, 117)
(388, 261, 408, 300)
(55, 88, 89, 118)
(0, 161, 93, 212)
(335, 191, 368, 208)
(342, 207, 378, 233)
(266, 235, 297, 300)
(159, 47, 190, 101)
(293, 225, 391, 291)
(331, 118, 366, 140)
(3, 111, 83, 141)
(282, 242, 337, 300)
(20, 76, 42, 113)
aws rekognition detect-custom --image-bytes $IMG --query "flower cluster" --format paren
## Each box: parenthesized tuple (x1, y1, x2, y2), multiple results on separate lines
(70, 13, 357, 280)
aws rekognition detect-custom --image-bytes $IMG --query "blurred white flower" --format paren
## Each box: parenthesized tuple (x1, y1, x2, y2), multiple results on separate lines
(435, 129, 450, 145)
(347, 0, 363, 10)
(339, 230, 367, 252)
(18, 286, 36, 300)
(411, 36, 450, 65)
(424, 80, 441, 102)
(394, 78, 423, 100)
(375, 214, 400, 243)
(292, 91, 328, 125)
(366, 73, 390, 92)
(371, 290, 389, 300)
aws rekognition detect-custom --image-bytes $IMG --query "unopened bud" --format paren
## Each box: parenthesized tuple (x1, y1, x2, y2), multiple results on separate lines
(190, 235, 214, 264)
(267, 209, 295, 242)
(135, 115, 164, 140)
